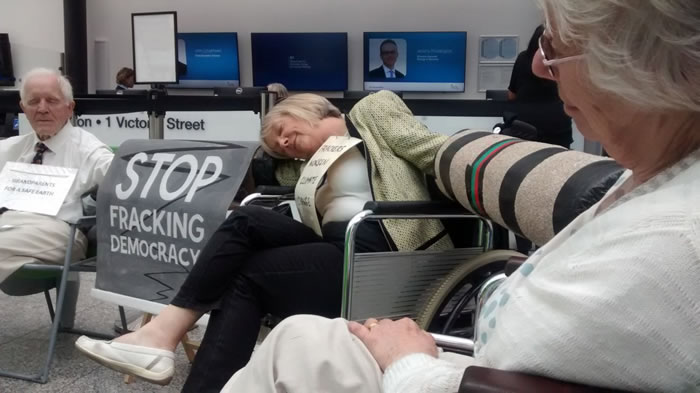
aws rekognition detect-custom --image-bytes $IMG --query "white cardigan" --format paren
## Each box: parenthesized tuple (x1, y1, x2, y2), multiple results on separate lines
(384, 151, 700, 393)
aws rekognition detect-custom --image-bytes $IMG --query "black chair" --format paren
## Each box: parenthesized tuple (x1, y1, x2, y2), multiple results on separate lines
(485, 90, 509, 101)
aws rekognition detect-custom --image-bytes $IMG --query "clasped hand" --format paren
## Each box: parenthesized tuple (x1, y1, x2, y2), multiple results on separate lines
(348, 317, 438, 371)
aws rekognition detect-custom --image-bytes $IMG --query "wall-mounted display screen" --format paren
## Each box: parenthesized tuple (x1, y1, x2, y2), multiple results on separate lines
(363, 32, 466, 92)
(172, 32, 240, 88)
(251, 32, 348, 91)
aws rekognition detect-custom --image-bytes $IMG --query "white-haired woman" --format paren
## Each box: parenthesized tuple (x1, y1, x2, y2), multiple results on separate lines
(76, 90, 453, 391)
(219, 1, 700, 392)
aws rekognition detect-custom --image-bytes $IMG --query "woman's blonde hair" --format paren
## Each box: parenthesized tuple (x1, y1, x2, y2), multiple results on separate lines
(260, 93, 342, 158)
(537, 0, 700, 112)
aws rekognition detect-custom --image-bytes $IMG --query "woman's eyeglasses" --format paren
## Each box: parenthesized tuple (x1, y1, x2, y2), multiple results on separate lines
(539, 33, 584, 78)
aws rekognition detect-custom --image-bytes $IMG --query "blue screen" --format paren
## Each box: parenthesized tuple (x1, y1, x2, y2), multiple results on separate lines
(174, 32, 240, 88)
(363, 32, 466, 92)
(252, 33, 348, 91)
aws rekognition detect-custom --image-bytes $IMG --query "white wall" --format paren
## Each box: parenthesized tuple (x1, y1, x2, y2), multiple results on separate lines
(86, 0, 543, 98)
(0, 0, 64, 88)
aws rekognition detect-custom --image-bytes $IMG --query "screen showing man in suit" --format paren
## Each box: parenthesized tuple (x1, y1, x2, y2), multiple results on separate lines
(368, 39, 406, 79)
(364, 32, 465, 92)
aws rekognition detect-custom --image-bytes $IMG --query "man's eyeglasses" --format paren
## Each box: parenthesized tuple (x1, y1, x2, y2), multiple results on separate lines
(539, 33, 584, 78)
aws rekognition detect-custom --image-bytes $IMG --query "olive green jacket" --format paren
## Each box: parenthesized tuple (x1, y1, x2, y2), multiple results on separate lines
(276, 90, 452, 251)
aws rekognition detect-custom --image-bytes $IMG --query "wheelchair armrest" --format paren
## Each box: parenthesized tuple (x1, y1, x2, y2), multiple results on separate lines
(504, 256, 528, 277)
(362, 200, 468, 216)
(254, 185, 295, 195)
(241, 192, 295, 207)
(431, 333, 474, 353)
(459, 366, 629, 393)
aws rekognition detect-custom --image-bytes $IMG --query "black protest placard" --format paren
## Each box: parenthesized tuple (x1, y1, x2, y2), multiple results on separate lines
(96, 139, 256, 304)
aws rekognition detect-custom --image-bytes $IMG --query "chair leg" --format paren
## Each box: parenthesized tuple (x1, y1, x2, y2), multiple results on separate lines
(44, 290, 55, 322)
(181, 333, 199, 363)
(57, 272, 79, 330)
(33, 226, 80, 383)
(57, 272, 114, 340)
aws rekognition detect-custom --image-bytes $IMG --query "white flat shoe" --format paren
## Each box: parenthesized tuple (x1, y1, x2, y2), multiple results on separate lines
(75, 336, 175, 385)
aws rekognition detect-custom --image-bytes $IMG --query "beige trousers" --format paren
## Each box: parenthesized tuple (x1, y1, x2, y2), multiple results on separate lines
(0, 211, 87, 283)
(221, 315, 474, 393)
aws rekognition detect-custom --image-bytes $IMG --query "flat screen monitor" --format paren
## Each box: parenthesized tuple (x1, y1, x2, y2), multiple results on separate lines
(251, 32, 348, 91)
(363, 32, 466, 92)
(172, 32, 240, 88)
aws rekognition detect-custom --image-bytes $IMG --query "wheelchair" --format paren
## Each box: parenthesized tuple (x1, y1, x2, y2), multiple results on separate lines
(242, 123, 630, 391)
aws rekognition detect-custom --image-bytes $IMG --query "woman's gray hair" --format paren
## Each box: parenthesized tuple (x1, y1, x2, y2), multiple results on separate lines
(20, 68, 74, 103)
(260, 93, 342, 158)
(537, 0, 700, 112)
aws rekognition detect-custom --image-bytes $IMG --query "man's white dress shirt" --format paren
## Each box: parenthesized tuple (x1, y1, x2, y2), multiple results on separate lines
(0, 122, 114, 222)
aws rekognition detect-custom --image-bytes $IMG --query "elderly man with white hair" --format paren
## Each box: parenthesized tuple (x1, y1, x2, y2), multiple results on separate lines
(0, 68, 113, 283)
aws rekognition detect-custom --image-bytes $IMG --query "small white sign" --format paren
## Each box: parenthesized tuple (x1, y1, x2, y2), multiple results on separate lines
(294, 136, 363, 236)
(0, 162, 78, 216)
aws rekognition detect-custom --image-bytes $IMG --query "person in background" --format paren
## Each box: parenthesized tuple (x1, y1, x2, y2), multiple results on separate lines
(507, 25, 572, 149)
(219, 0, 700, 392)
(266, 82, 288, 102)
(115, 67, 135, 90)
(0, 68, 113, 284)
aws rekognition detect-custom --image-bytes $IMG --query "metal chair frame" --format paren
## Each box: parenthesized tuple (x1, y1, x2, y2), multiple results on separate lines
(0, 216, 114, 384)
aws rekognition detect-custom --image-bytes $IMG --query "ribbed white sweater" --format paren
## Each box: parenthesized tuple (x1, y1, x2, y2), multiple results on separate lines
(384, 151, 700, 393)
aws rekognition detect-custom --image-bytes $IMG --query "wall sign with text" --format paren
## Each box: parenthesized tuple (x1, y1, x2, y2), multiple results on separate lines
(18, 111, 261, 148)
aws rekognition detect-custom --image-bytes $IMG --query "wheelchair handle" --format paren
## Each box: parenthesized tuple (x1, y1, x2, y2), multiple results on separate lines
(362, 200, 468, 215)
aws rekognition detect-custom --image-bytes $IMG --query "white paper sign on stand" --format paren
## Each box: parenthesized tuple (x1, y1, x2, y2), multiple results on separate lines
(0, 162, 78, 216)
(294, 136, 363, 236)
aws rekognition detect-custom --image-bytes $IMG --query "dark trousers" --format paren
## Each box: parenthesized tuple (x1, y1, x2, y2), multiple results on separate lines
(174, 206, 389, 393)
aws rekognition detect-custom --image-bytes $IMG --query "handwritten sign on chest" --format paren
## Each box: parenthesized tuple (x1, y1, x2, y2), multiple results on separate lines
(0, 162, 77, 216)
(295, 136, 363, 236)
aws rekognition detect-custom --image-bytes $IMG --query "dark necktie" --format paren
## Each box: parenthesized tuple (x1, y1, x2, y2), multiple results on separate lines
(32, 142, 49, 165)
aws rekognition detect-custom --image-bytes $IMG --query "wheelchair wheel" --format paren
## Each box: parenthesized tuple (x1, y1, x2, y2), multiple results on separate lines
(416, 250, 525, 337)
